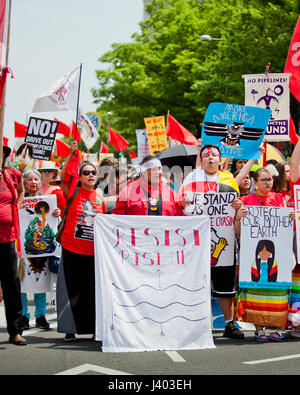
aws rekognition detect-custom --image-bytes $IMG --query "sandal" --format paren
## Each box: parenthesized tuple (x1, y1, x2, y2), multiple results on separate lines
(291, 330, 300, 339)
(255, 330, 269, 342)
(269, 331, 286, 341)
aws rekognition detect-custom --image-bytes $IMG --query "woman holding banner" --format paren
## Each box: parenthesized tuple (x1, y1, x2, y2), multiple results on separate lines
(56, 161, 106, 342)
(235, 167, 295, 342)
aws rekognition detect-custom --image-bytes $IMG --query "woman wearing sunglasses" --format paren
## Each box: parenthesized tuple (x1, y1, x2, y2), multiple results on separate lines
(57, 162, 106, 342)
(234, 167, 295, 342)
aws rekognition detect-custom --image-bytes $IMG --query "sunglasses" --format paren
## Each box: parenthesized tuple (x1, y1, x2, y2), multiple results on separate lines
(82, 170, 97, 176)
(41, 169, 54, 173)
(258, 178, 273, 183)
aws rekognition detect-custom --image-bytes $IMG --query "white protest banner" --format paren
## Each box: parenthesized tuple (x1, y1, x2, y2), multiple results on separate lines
(25, 117, 59, 160)
(239, 206, 293, 289)
(243, 73, 291, 141)
(94, 214, 215, 352)
(19, 195, 60, 258)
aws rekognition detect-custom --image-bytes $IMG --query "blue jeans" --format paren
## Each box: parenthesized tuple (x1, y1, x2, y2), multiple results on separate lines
(21, 293, 46, 319)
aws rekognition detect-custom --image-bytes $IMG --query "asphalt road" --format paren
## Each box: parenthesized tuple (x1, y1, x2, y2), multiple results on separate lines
(1, 298, 300, 381)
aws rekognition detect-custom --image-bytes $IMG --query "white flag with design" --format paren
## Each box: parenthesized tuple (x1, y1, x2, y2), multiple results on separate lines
(78, 109, 100, 149)
(31, 66, 80, 113)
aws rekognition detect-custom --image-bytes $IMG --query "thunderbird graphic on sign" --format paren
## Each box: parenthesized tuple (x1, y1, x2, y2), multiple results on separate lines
(203, 121, 264, 147)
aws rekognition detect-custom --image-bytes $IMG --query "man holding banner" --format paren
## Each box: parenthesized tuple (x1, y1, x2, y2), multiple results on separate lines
(112, 155, 183, 216)
(179, 142, 244, 340)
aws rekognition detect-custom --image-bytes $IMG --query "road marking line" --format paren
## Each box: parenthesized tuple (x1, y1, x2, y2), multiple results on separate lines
(244, 354, 300, 365)
(164, 351, 186, 362)
(55, 363, 133, 375)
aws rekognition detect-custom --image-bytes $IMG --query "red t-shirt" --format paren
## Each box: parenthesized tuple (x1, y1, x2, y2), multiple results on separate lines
(61, 187, 106, 255)
(241, 191, 286, 207)
(0, 167, 22, 243)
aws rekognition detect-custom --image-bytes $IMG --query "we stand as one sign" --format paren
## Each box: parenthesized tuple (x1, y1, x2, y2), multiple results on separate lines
(25, 117, 59, 160)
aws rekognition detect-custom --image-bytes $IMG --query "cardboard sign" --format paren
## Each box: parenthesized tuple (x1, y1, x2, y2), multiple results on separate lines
(201, 102, 271, 159)
(25, 117, 58, 160)
(239, 206, 293, 289)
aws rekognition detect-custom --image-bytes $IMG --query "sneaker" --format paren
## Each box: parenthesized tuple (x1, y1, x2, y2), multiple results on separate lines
(223, 320, 245, 340)
(18, 315, 30, 331)
(35, 316, 50, 330)
(64, 333, 78, 342)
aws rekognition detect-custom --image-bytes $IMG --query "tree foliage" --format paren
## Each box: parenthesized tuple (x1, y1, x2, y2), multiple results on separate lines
(92, 0, 300, 154)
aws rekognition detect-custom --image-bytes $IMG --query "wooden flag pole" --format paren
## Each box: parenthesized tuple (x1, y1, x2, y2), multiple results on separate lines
(0, 0, 12, 168)
(74, 62, 82, 142)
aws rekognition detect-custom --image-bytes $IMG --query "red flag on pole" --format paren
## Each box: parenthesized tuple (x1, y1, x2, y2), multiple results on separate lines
(284, 15, 300, 102)
(71, 120, 81, 142)
(130, 149, 137, 159)
(100, 141, 109, 153)
(56, 139, 71, 157)
(166, 114, 197, 145)
(107, 127, 129, 152)
(62, 149, 80, 200)
(54, 118, 71, 138)
(14, 121, 27, 138)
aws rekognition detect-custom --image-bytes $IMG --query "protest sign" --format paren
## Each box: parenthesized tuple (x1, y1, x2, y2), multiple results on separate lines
(201, 102, 271, 159)
(144, 116, 169, 155)
(135, 129, 150, 163)
(239, 206, 293, 289)
(19, 194, 60, 258)
(180, 173, 237, 267)
(243, 73, 291, 141)
(294, 185, 300, 257)
(25, 117, 58, 160)
(94, 214, 215, 352)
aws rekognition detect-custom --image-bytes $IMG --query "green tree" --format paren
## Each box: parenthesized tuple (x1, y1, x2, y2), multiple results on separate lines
(92, 0, 300, 155)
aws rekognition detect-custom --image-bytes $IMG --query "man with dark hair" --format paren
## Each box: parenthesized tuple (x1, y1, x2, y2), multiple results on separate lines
(112, 155, 182, 216)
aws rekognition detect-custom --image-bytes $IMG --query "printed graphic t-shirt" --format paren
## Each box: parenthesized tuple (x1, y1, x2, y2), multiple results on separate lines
(61, 187, 106, 255)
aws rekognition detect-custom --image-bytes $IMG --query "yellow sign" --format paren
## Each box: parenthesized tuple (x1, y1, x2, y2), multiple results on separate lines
(144, 116, 169, 155)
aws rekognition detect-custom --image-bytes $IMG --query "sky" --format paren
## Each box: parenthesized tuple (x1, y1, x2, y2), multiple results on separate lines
(4, 0, 143, 145)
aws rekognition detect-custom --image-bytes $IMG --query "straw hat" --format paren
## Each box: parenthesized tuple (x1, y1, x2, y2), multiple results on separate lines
(38, 160, 58, 176)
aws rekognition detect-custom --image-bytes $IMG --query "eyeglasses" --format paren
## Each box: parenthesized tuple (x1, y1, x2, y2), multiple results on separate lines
(258, 178, 273, 183)
(41, 169, 54, 173)
(82, 170, 97, 176)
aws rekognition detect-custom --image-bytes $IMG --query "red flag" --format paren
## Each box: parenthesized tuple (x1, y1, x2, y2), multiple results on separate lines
(130, 149, 137, 159)
(100, 141, 109, 153)
(71, 121, 81, 142)
(14, 121, 27, 138)
(62, 149, 80, 200)
(108, 127, 129, 152)
(0, 1, 9, 67)
(56, 139, 71, 157)
(289, 116, 299, 145)
(54, 118, 71, 138)
(3, 136, 8, 146)
(166, 114, 197, 145)
(284, 16, 300, 102)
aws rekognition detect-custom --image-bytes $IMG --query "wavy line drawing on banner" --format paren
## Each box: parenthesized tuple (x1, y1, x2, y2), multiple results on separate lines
(112, 282, 205, 293)
(111, 275, 208, 336)
(114, 300, 206, 309)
